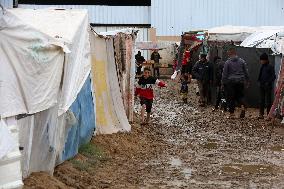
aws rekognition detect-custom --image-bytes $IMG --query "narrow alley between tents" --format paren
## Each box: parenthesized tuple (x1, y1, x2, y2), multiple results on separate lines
(24, 81, 284, 189)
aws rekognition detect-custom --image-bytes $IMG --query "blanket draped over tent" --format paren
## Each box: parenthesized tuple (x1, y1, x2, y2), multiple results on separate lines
(90, 30, 136, 134)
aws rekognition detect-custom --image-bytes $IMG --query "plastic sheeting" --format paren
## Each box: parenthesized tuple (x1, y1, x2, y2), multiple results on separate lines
(0, 10, 65, 118)
(18, 106, 60, 177)
(1, 8, 93, 180)
(0, 8, 91, 118)
(19, 75, 95, 177)
(207, 26, 284, 42)
(90, 33, 131, 134)
(58, 76, 96, 163)
(0, 119, 16, 159)
(0, 117, 23, 189)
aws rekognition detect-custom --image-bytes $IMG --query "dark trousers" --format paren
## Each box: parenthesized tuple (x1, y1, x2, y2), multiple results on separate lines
(136, 66, 142, 75)
(215, 85, 227, 110)
(153, 67, 160, 78)
(259, 84, 273, 115)
(198, 81, 210, 104)
(227, 82, 245, 113)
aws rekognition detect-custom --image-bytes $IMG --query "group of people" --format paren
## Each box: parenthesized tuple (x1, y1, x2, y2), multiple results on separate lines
(180, 47, 276, 120)
(135, 46, 276, 125)
(135, 50, 162, 78)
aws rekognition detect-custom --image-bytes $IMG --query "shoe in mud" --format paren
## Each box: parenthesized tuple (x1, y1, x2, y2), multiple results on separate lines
(199, 103, 205, 107)
(226, 113, 235, 119)
(258, 115, 264, 120)
(196, 92, 200, 96)
(240, 110, 246, 118)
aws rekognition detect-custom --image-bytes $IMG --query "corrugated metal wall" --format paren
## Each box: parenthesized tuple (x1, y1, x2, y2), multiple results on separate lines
(18, 4, 150, 24)
(151, 0, 284, 36)
(0, 0, 13, 8)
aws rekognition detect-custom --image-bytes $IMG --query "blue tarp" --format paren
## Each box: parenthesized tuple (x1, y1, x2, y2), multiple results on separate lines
(60, 75, 96, 161)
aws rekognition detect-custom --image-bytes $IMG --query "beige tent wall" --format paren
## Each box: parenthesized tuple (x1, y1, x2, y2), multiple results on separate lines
(90, 33, 131, 134)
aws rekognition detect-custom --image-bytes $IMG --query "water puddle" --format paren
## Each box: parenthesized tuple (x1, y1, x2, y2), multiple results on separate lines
(203, 142, 218, 149)
(182, 168, 192, 179)
(269, 146, 284, 152)
(170, 157, 182, 167)
(222, 164, 275, 174)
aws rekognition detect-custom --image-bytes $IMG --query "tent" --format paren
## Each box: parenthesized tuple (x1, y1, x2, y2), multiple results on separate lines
(207, 26, 284, 44)
(90, 28, 137, 134)
(0, 7, 95, 185)
(239, 29, 284, 119)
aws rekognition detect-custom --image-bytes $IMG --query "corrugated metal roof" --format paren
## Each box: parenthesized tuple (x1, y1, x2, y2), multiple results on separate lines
(151, 0, 284, 36)
(18, 4, 151, 24)
(0, 0, 13, 8)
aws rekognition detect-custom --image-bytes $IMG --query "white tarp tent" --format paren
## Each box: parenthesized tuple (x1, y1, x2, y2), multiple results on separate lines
(0, 8, 90, 118)
(241, 30, 284, 54)
(207, 25, 284, 42)
(0, 8, 91, 184)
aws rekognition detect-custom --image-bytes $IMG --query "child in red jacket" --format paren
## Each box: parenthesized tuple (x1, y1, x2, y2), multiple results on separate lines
(135, 67, 166, 125)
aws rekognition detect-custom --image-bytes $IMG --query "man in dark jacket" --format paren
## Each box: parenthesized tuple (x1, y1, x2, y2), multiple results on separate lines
(258, 53, 276, 119)
(213, 56, 227, 111)
(222, 48, 249, 118)
(151, 50, 162, 78)
(135, 51, 145, 76)
(192, 54, 213, 107)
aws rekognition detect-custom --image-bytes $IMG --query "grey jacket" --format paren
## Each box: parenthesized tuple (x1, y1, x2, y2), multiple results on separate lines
(222, 57, 249, 84)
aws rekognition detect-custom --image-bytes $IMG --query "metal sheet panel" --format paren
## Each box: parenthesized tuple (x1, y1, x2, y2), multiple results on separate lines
(18, 4, 150, 24)
(151, 0, 284, 36)
(0, 0, 13, 8)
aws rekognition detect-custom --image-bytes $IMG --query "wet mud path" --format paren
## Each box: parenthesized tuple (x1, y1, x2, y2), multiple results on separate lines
(24, 80, 284, 189)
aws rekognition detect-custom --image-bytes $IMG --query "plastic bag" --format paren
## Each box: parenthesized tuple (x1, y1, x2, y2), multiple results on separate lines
(0, 119, 16, 159)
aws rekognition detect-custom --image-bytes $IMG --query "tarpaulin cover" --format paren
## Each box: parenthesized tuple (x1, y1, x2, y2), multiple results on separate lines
(90, 33, 131, 134)
(0, 8, 92, 178)
(0, 10, 64, 118)
(207, 26, 284, 42)
(58, 75, 96, 162)
(113, 33, 136, 122)
(0, 8, 91, 118)
(18, 106, 60, 177)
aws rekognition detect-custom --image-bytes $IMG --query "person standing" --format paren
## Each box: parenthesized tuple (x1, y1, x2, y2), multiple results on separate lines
(222, 48, 249, 119)
(135, 51, 145, 76)
(213, 56, 227, 111)
(135, 67, 166, 125)
(192, 54, 213, 107)
(151, 50, 162, 78)
(257, 53, 276, 119)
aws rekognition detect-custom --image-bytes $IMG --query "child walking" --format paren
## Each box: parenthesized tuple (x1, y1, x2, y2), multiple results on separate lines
(180, 74, 191, 103)
(135, 67, 166, 125)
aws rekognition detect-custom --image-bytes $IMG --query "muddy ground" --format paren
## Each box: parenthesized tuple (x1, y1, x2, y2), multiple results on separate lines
(24, 80, 284, 189)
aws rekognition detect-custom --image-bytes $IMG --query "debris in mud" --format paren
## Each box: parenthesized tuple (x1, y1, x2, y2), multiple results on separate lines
(25, 80, 284, 188)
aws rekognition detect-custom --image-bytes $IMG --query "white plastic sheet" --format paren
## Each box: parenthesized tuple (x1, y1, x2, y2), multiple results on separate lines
(0, 119, 16, 159)
(0, 10, 65, 118)
(0, 8, 91, 118)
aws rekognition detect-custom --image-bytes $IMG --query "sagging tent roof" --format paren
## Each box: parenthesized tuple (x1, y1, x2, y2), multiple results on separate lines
(207, 25, 284, 43)
(0, 8, 90, 118)
(241, 30, 284, 54)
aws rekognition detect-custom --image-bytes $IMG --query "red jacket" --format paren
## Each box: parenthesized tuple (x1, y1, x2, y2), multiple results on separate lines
(135, 76, 166, 99)
(182, 51, 191, 65)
